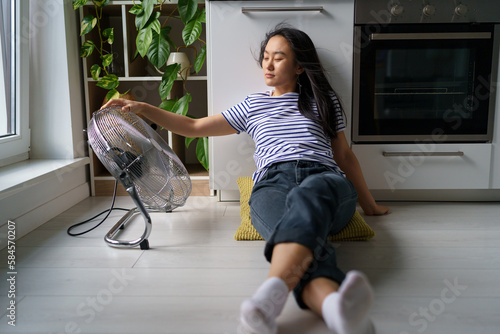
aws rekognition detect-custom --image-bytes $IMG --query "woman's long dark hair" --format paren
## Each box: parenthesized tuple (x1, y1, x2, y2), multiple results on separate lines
(258, 24, 344, 139)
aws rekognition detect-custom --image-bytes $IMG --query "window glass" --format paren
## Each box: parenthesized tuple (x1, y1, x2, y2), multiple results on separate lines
(0, 0, 13, 138)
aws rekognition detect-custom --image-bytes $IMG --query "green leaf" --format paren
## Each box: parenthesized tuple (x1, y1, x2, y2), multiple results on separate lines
(131, 48, 140, 62)
(166, 34, 176, 50)
(94, 0, 109, 8)
(193, 45, 206, 73)
(178, 0, 198, 24)
(196, 137, 209, 171)
(147, 27, 171, 69)
(90, 64, 101, 81)
(106, 89, 120, 101)
(185, 137, 196, 148)
(135, 0, 155, 30)
(136, 27, 153, 58)
(102, 28, 114, 44)
(159, 98, 177, 112)
(72, 0, 87, 10)
(198, 8, 206, 23)
(101, 53, 114, 67)
(129, 4, 143, 15)
(170, 93, 192, 116)
(160, 25, 175, 48)
(159, 63, 181, 100)
(120, 89, 131, 97)
(80, 15, 97, 36)
(96, 74, 119, 90)
(182, 17, 202, 46)
(148, 12, 162, 35)
(80, 40, 95, 57)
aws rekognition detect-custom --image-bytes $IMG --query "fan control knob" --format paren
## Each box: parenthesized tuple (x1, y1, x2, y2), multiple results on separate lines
(455, 4, 468, 16)
(390, 4, 404, 17)
(423, 5, 435, 17)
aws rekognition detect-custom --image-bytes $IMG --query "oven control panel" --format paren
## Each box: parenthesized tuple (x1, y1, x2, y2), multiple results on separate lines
(355, 0, 500, 24)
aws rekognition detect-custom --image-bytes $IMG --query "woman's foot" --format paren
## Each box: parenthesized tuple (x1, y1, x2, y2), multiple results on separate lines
(321, 271, 375, 334)
(238, 277, 289, 334)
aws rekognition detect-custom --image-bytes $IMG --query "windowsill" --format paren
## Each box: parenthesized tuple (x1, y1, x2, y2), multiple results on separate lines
(0, 157, 90, 200)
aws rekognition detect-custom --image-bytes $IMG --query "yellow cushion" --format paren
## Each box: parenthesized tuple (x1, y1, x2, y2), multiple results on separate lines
(234, 177, 375, 241)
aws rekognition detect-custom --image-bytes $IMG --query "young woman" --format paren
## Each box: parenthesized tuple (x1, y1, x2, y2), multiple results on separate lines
(103, 25, 389, 334)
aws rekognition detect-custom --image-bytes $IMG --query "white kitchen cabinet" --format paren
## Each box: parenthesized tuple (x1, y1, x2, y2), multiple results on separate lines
(352, 143, 492, 190)
(207, 0, 355, 200)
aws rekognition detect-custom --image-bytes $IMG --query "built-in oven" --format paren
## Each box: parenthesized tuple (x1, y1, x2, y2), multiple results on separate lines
(352, 0, 500, 143)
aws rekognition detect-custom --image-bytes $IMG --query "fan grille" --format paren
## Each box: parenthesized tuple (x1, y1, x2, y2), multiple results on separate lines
(87, 106, 192, 211)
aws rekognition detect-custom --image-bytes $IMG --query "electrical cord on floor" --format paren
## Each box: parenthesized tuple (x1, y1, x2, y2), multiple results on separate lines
(67, 180, 131, 237)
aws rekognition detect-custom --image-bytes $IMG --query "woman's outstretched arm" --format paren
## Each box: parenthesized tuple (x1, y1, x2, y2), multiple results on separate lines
(331, 132, 390, 216)
(101, 98, 238, 138)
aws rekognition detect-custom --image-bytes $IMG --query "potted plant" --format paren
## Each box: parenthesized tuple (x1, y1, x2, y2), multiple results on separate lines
(130, 0, 208, 170)
(74, 0, 208, 171)
(74, 0, 124, 101)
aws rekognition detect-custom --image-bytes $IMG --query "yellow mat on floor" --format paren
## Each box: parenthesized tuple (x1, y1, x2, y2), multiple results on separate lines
(234, 177, 375, 241)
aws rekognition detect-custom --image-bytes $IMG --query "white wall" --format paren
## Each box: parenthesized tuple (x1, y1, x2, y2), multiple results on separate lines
(29, 0, 87, 159)
(0, 0, 90, 247)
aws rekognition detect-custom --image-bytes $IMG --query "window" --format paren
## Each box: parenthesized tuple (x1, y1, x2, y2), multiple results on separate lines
(0, 0, 13, 138)
(0, 1, 30, 166)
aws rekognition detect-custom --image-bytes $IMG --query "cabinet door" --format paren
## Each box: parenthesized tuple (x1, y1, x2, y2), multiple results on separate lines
(207, 0, 354, 195)
(352, 143, 492, 190)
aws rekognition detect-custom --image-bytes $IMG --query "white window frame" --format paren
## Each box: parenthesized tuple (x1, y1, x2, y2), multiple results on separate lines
(0, 31, 7, 134)
(0, 0, 30, 167)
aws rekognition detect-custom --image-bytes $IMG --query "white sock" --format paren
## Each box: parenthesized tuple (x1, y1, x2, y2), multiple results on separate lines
(238, 277, 289, 334)
(322, 271, 375, 334)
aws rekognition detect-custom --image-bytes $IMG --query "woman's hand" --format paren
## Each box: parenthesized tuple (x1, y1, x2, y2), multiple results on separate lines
(332, 133, 390, 217)
(101, 98, 146, 114)
(360, 202, 390, 216)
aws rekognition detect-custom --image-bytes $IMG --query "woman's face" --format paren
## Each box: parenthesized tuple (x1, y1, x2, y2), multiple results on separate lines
(262, 35, 303, 96)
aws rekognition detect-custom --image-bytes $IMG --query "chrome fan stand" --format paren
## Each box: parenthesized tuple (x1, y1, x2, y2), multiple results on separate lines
(104, 171, 152, 250)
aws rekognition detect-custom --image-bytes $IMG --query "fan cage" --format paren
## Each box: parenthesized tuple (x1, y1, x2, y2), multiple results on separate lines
(87, 106, 192, 211)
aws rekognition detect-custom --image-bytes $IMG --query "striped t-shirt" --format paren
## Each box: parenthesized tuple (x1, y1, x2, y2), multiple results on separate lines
(222, 91, 346, 183)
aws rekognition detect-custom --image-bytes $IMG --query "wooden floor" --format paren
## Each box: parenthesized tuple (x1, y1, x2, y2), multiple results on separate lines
(1, 196, 500, 333)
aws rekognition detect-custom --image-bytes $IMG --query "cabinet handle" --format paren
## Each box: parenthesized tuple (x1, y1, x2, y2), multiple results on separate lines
(241, 6, 324, 13)
(382, 151, 465, 157)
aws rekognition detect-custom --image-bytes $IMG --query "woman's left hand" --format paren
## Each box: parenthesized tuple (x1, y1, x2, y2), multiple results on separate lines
(361, 202, 390, 216)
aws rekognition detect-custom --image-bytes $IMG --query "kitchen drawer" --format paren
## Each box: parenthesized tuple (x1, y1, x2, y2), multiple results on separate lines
(352, 143, 492, 190)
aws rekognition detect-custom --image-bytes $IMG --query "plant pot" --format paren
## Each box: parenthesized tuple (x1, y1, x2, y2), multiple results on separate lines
(166, 46, 198, 79)
(167, 52, 190, 79)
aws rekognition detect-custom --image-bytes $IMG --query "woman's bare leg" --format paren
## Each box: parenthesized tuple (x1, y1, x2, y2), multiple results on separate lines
(239, 242, 313, 334)
(268, 242, 314, 288)
(303, 272, 375, 334)
(301, 277, 340, 315)
(239, 242, 374, 334)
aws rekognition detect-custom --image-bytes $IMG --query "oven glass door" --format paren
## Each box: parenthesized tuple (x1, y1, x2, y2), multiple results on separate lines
(354, 25, 495, 143)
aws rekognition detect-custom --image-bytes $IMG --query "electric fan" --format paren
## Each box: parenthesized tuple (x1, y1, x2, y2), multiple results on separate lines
(87, 105, 192, 249)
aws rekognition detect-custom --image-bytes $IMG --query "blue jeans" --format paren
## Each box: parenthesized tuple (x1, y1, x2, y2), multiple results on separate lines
(249, 160, 358, 309)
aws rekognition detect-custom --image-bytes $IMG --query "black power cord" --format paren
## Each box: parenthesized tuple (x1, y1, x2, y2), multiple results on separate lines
(67, 180, 131, 237)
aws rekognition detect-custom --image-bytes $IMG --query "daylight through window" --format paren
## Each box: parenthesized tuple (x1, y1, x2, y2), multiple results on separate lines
(0, 0, 14, 138)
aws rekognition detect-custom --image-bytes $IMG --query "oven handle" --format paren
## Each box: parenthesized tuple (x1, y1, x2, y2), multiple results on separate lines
(241, 6, 324, 13)
(371, 32, 491, 41)
(383, 151, 465, 157)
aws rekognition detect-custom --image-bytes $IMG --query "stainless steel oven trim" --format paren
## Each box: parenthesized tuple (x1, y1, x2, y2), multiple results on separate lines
(487, 25, 500, 143)
(352, 134, 492, 143)
(370, 32, 492, 41)
(352, 26, 363, 143)
(382, 151, 464, 157)
(241, 6, 324, 13)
